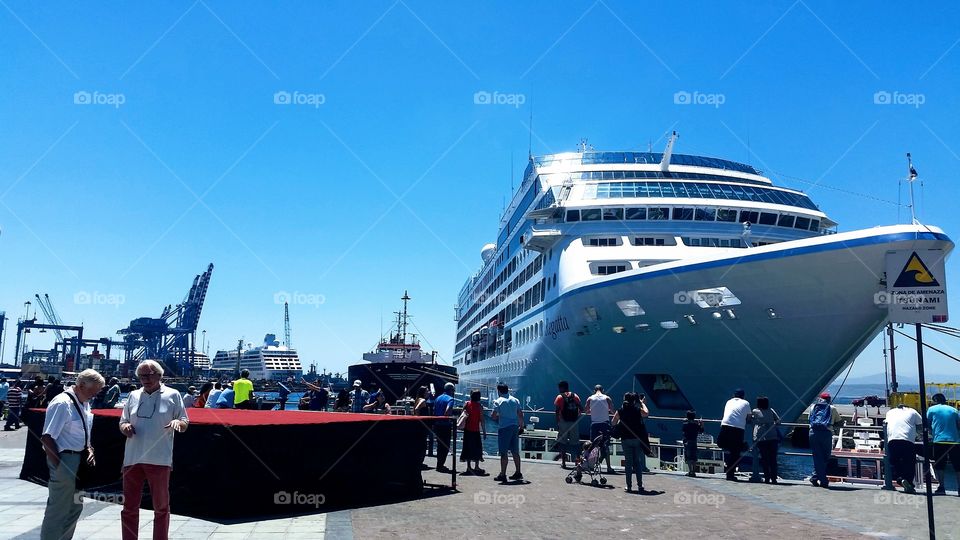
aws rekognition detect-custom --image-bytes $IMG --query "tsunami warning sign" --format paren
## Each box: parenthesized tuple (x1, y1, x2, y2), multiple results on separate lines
(882, 249, 949, 324)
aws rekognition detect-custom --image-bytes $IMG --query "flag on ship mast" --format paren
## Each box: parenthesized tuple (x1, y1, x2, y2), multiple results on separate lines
(907, 152, 918, 181)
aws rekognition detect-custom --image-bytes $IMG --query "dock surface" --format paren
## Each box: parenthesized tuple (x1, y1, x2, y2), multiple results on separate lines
(1, 428, 959, 539)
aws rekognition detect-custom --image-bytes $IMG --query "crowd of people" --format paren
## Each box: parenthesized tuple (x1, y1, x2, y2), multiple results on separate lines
(3, 372, 959, 539)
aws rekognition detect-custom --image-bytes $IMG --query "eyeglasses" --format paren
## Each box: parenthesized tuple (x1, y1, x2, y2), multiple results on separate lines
(136, 397, 156, 418)
(138, 372, 160, 380)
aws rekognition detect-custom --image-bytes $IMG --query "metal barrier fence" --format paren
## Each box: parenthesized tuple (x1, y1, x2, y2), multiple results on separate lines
(441, 409, 923, 491)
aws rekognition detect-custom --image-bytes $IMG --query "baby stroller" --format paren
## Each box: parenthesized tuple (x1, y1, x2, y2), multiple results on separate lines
(565, 432, 609, 486)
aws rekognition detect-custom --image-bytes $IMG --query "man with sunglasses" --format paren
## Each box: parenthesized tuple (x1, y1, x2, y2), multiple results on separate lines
(119, 360, 189, 540)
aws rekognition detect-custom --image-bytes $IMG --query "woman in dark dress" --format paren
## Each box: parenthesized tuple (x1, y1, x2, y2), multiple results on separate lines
(460, 390, 487, 475)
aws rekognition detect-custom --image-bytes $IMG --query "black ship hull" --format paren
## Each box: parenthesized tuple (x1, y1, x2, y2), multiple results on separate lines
(348, 362, 458, 403)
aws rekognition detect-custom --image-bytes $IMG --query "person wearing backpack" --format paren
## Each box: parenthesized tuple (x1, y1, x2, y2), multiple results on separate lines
(808, 392, 842, 488)
(554, 381, 582, 468)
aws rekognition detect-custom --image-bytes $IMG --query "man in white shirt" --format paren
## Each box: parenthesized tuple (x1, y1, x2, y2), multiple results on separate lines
(718, 388, 752, 480)
(119, 360, 189, 540)
(585, 385, 615, 473)
(885, 404, 923, 493)
(40, 369, 104, 540)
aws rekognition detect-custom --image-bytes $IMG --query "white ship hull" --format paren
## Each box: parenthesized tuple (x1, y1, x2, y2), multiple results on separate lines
(458, 224, 952, 441)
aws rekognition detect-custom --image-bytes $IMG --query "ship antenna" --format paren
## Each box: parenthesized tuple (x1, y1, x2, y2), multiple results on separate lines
(527, 101, 533, 160)
(400, 290, 411, 345)
(906, 153, 919, 224)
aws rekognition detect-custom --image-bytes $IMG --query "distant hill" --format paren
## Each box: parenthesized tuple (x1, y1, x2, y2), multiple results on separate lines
(833, 372, 958, 386)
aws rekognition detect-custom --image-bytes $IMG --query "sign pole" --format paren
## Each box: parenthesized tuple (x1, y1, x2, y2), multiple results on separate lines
(916, 323, 936, 540)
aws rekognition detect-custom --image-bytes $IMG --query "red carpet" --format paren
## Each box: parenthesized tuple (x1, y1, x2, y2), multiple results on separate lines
(92, 408, 440, 426)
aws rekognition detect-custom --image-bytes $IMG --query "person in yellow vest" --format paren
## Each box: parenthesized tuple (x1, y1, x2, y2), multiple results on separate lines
(233, 370, 255, 409)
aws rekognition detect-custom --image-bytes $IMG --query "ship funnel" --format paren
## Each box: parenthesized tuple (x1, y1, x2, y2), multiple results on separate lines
(481, 243, 496, 263)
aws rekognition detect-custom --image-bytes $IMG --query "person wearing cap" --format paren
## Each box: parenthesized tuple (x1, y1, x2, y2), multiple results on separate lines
(182, 386, 198, 408)
(927, 393, 960, 495)
(350, 380, 370, 413)
(808, 392, 842, 488)
(718, 388, 751, 481)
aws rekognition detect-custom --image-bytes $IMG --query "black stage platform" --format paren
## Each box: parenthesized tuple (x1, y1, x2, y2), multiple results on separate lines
(21, 408, 436, 519)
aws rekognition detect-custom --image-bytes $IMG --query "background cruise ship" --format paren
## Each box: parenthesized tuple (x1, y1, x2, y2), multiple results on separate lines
(211, 333, 303, 381)
(453, 135, 953, 441)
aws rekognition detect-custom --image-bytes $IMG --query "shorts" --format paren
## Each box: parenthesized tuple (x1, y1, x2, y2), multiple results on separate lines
(933, 443, 960, 470)
(556, 420, 580, 448)
(498, 426, 519, 456)
(590, 421, 611, 441)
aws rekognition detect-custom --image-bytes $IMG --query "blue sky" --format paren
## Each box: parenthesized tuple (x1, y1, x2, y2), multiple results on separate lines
(1, 1, 958, 380)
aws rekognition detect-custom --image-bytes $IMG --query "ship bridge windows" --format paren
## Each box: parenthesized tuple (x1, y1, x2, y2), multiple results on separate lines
(631, 237, 675, 246)
(672, 207, 694, 220)
(586, 237, 622, 247)
(717, 209, 738, 222)
(681, 237, 745, 248)
(591, 262, 630, 275)
(794, 216, 811, 230)
(758, 212, 778, 226)
(739, 210, 759, 224)
(648, 207, 669, 220)
(695, 207, 716, 221)
(584, 181, 819, 211)
(625, 207, 646, 220)
(581, 208, 602, 221)
(602, 208, 624, 220)
(777, 214, 795, 228)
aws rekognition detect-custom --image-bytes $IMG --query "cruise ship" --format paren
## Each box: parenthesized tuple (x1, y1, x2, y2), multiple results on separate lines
(211, 334, 303, 381)
(453, 135, 953, 441)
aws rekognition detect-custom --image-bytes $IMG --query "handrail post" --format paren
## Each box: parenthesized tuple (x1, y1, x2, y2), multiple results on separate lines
(749, 423, 761, 483)
(881, 424, 894, 491)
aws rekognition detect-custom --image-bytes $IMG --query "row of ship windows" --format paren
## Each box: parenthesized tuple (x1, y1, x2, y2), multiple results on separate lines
(566, 207, 821, 232)
(584, 181, 817, 211)
(455, 274, 557, 353)
(535, 152, 759, 175)
(548, 170, 759, 183)
(458, 250, 547, 340)
(587, 237, 747, 248)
